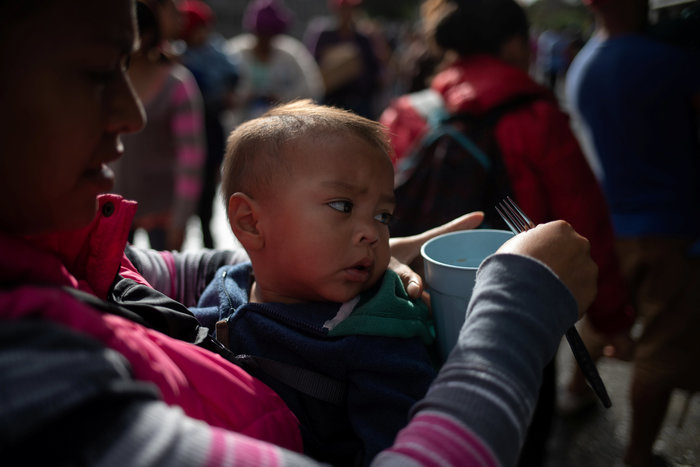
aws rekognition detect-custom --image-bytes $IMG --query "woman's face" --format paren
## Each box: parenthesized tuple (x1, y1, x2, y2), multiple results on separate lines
(158, 0, 184, 41)
(0, 0, 145, 235)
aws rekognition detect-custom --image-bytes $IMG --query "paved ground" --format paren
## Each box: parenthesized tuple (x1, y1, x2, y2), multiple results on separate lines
(136, 193, 700, 467)
(547, 344, 700, 467)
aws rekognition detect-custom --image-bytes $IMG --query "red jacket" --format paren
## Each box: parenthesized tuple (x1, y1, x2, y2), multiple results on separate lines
(381, 55, 634, 334)
(0, 194, 302, 451)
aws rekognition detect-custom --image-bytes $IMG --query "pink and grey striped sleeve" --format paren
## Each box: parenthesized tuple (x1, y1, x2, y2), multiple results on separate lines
(169, 67, 205, 230)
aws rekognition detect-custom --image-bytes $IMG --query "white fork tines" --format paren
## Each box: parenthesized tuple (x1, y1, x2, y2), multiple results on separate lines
(495, 196, 535, 233)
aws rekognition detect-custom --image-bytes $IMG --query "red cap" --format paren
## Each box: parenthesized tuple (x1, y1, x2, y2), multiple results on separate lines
(179, 0, 214, 39)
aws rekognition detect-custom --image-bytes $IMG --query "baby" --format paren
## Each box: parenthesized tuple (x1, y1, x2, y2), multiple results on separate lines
(192, 100, 437, 466)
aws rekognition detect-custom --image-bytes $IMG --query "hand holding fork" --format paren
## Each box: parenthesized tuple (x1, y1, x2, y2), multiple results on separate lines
(496, 197, 612, 408)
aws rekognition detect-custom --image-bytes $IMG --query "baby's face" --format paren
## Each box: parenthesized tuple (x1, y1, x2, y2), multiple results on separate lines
(253, 133, 395, 304)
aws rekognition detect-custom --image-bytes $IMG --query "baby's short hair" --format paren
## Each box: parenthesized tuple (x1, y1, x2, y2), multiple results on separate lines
(221, 99, 393, 203)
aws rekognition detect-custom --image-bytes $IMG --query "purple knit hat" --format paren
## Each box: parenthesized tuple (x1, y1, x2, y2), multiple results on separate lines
(243, 0, 293, 36)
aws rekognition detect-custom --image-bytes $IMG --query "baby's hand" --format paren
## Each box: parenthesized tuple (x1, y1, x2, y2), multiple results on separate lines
(389, 211, 485, 299)
(388, 256, 424, 299)
(389, 212, 484, 266)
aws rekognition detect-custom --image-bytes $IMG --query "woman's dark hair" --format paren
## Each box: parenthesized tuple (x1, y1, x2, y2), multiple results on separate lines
(0, 1, 50, 28)
(136, 0, 162, 53)
(136, 0, 177, 63)
(426, 0, 529, 56)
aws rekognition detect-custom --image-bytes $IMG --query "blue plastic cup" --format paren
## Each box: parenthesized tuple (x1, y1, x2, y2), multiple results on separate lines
(421, 229, 514, 361)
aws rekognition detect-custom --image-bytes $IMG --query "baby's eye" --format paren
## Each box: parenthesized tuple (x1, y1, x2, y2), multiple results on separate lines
(375, 212, 394, 225)
(328, 200, 353, 213)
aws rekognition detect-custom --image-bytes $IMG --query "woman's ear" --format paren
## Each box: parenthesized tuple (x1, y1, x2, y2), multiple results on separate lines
(228, 193, 264, 250)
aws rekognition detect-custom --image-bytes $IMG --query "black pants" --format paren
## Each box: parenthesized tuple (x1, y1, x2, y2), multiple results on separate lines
(198, 113, 226, 248)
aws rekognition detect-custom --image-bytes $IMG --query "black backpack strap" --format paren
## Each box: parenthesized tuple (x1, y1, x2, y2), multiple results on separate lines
(214, 320, 347, 406)
(61, 285, 151, 327)
(447, 92, 544, 126)
(235, 354, 347, 405)
(421, 121, 493, 170)
(62, 282, 348, 407)
(109, 277, 208, 344)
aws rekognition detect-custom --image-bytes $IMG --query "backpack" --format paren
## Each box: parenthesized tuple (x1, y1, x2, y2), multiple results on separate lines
(389, 89, 536, 237)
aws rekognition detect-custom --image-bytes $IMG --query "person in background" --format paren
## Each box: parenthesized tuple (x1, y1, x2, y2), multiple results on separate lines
(178, 0, 240, 249)
(304, 0, 382, 119)
(0, 0, 600, 465)
(112, 0, 206, 251)
(380, 0, 635, 465)
(391, 23, 444, 96)
(224, 0, 324, 126)
(535, 27, 569, 92)
(565, 0, 700, 465)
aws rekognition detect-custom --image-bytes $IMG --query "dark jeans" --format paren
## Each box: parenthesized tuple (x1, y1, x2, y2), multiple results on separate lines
(198, 113, 226, 248)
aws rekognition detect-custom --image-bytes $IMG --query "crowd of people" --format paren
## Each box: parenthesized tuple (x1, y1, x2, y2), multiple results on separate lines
(1, 0, 699, 466)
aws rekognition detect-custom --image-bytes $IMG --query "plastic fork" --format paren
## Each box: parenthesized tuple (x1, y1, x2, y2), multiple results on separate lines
(495, 196, 612, 409)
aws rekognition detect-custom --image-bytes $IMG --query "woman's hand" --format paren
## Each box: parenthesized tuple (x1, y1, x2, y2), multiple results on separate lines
(389, 211, 484, 299)
(496, 220, 598, 317)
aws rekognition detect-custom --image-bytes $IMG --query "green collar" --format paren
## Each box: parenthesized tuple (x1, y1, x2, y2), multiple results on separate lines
(327, 270, 434, 345)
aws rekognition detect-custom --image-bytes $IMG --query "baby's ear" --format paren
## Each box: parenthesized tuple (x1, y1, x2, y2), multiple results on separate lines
(228, 193, 264, 250)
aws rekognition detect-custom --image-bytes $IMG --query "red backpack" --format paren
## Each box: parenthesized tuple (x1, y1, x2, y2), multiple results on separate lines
(389, 89, 536, 237)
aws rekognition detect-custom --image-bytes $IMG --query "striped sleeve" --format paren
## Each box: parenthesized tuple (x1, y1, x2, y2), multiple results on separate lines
(124, 245, 249, 307)
(94, 401, 316, 467)
(169, 66, 206, 229)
